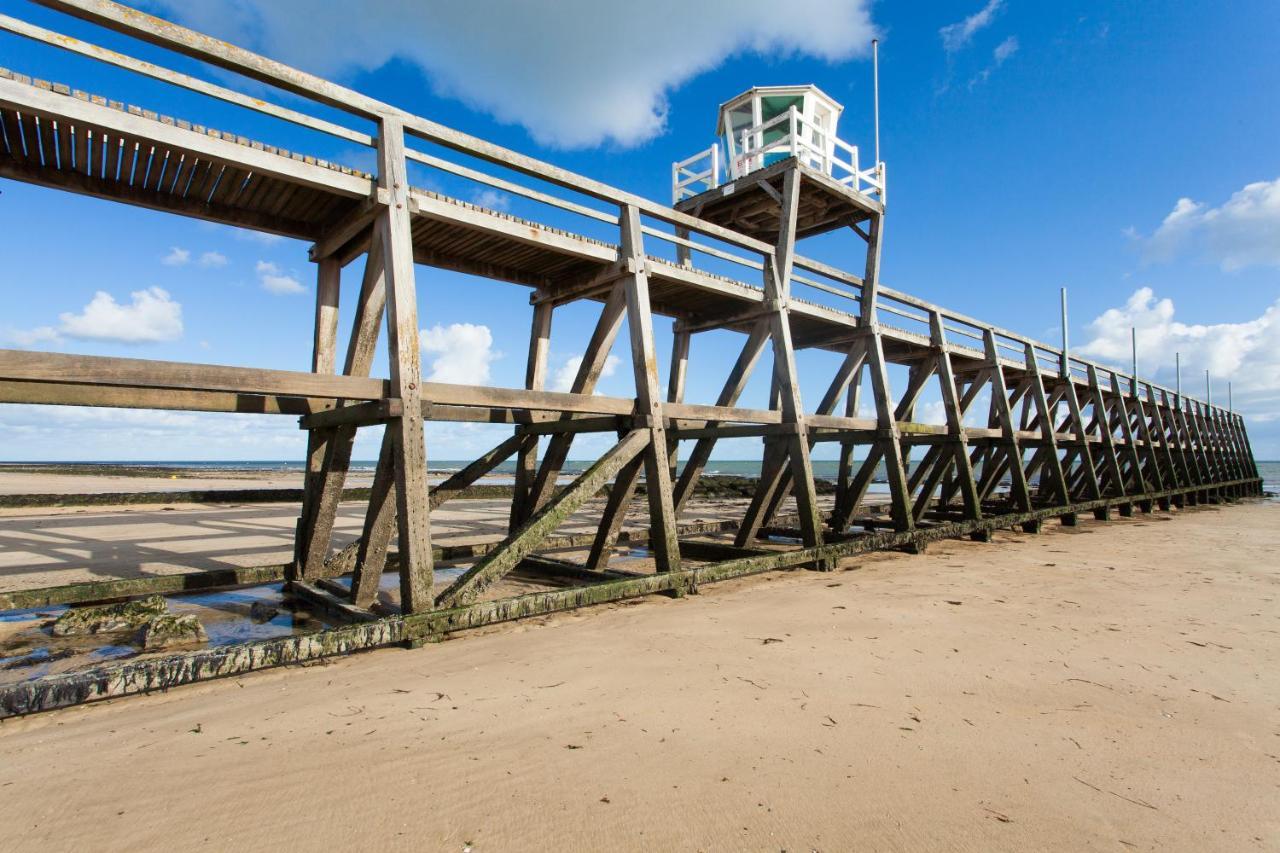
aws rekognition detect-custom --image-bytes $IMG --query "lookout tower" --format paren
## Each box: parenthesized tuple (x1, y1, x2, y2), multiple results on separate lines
(671, 84, 885, 243)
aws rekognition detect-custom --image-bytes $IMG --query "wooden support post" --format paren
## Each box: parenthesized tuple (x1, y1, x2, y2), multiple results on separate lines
(1130, 381, 1164, 497)
(1022, 344, 1072, 520)
(734, 168, 825, 558)
(376, 116, 433, 614)
(509, 301, 552, 532)
(833, 362, 865, 526)
(1086, 366, 1128, 501)
(930, 312, 984, 538)
(296, 227, 387, 581)
(351, 428, 396, 607)
(1145, 385, 1177, 507)
(292, 255, 340, 580)
(666, 328, 690, 484)
(984, 331, 1036, 530)
(1057, 372, 1103, 511)
(595, 205, 683, 575)
(1107, 372, 1149, 499)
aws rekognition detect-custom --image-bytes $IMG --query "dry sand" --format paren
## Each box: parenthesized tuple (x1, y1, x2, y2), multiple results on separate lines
(0, 502, 1276, 851)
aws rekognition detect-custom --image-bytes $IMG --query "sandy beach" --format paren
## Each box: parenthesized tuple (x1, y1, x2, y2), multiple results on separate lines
(0, 500, 1274, 851)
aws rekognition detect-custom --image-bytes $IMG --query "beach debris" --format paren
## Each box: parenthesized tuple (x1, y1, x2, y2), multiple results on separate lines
(1064, 678, 1114, 692)
(1072, 776, 1159, 811)
(249, 601, 280, 622)
(49, 595, 169, 636)
(138, 614, 209, 650)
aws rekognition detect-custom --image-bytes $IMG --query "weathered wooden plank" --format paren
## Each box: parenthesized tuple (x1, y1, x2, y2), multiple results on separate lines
(350, 428, 397, 608)
(0, 348, 387, 400)
(0, 75, 368, 196)
(377, 117, 434, 614)
(618, 205, 682, 573)
(294, 256, 342, 577)
(1085, 366, 1128, 498)
(297, 229, 388, 581)
(0, 379, 330, 414)
(930, 311, 982, 526)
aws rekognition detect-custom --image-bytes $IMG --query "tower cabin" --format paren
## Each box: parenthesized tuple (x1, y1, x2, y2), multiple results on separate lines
(671, 85, 885, 243)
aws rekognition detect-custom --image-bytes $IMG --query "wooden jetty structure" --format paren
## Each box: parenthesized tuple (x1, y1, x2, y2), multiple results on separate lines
(0, 1, 1262, 716)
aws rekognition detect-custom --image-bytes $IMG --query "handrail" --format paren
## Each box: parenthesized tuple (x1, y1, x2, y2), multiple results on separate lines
(8, 0, 1225, 414)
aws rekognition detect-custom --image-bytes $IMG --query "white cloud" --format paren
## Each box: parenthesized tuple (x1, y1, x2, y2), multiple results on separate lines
(162, 246, 191, 266)
(1139, 178, 1280, 271)
(917, 400, 947, 425)
(9, 326, 61, 347)
(968, 35, 1018, 89)
(256, 260, 306, 294)
(0, 404, 305, 460)
(235, 230, 285, 246)
(941, 0, 1003, 54)
(199, 250, 229, 268)
(1079, 287, 1280, 403)
(148, 0, 877, 149)
(552, 353, 621, 392)
(473, 189, 510, 211)
(14, 287, 185, 344)
(993, 35, 1019, 64)
(421, 322, 501, 384)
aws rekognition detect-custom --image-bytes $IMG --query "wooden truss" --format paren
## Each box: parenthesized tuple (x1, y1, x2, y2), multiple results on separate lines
(0, 1, 1263, 715)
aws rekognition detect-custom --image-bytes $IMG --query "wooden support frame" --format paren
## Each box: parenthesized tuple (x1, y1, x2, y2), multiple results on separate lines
(0, 1, 1262, 716)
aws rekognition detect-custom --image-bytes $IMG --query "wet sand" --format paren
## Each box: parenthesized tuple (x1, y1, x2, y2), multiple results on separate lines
(0, 496, 779, 593)
(0, 501, 1274, 851)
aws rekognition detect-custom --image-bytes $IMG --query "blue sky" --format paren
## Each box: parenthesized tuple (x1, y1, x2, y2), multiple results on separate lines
(0, 0, 1277, 461)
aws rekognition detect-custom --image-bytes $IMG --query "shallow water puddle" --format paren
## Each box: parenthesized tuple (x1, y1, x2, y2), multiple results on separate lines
(0, 581, 333, 686)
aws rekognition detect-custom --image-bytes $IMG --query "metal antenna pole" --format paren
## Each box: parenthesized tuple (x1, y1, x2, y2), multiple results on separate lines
(1228, 381, 1233, 412)
(1131, 327, 1138, 394)
(1205, 370, 1211, 406)
(1176, 352, 1181, 400)
(1060, 287, 1069, 377)
(872, 38, 881, 165)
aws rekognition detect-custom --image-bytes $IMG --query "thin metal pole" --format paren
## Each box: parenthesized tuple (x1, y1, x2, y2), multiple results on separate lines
(872, 38, 880, 165)
(1205, 370, 1211, 406)
(1175, 352, 1181, 399)
(1130, 326, 1138, 394)
(1228, 381, 1233, 412)
(1059, 285, 1070, 358)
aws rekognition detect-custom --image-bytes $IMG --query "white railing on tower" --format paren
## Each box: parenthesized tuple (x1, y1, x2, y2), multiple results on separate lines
(671, 144, 720, 203)
(672, 106, 885, 204)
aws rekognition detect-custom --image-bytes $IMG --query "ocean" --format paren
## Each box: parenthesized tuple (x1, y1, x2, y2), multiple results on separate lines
(6, 459, 1276, 495)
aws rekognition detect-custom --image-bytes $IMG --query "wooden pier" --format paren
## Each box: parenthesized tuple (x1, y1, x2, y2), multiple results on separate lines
(0, 0, 1263, 716)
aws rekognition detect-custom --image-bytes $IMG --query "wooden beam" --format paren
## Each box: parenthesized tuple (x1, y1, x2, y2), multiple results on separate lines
(377, 117, 434, 614)
(0, 349, 387, 400)
(617, 205, 682, 574)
